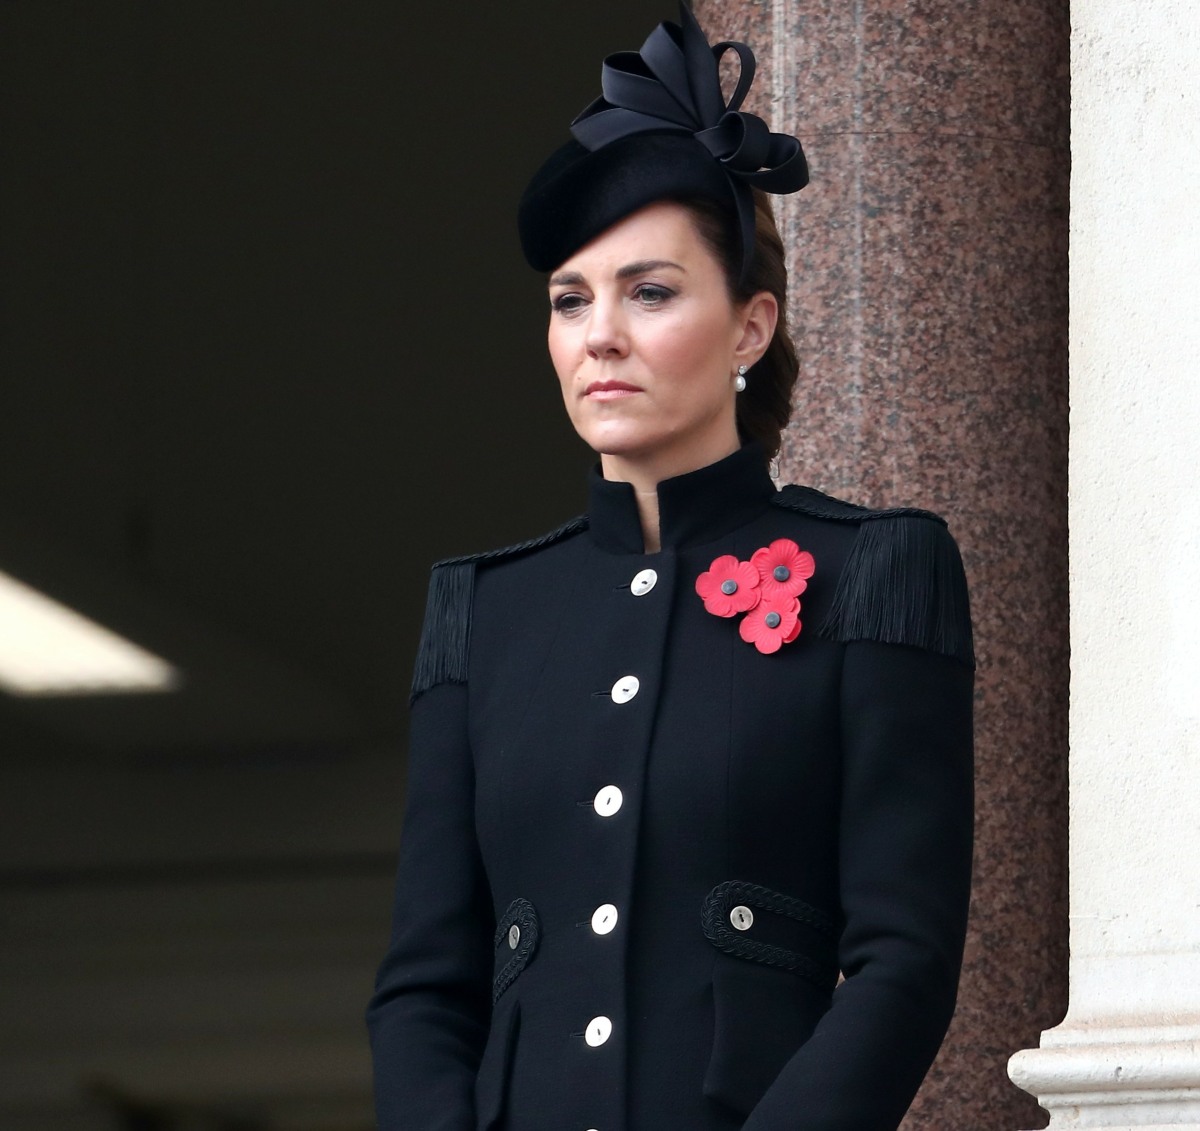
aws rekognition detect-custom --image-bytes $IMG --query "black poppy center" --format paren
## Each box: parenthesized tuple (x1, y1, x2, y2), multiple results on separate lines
(765, 611, 782, 629)
(721, 580, 738, 595)
(773, 565, 791, 582)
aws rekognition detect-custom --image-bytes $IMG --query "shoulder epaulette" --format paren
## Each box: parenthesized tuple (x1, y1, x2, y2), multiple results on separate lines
(410, 516, 589, 702)
(771, 486, 972, 666)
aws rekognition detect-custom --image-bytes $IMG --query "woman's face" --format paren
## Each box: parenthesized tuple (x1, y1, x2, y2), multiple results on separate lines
(546, 200, 774, 480)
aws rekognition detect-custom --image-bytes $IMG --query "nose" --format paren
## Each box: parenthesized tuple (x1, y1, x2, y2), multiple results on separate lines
(584, 293, 630, 360)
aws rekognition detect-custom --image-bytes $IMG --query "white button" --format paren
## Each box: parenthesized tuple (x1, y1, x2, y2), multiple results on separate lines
(730, 905, 754, 931)
(610, 675, 640, 704)
(593, 786, 623, 816)
(508, 924, 521, 949)
(591, 904, 618, 935)
(631, 568, 657, 596)
(585, 1015, 613, 1047)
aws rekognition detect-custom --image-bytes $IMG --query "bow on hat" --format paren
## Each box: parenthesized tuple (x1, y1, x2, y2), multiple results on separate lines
(569, 2, 808, 278)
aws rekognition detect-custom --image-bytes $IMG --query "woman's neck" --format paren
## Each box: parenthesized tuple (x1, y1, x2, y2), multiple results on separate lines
(600, 434, 741, 553)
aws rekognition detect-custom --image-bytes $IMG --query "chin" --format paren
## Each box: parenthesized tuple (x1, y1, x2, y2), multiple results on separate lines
(571, 415, 639, 450)
(577, 425, 665, 461)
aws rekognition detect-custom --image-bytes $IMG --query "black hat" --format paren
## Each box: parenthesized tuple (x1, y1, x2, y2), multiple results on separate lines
(518, 2, 808, 280)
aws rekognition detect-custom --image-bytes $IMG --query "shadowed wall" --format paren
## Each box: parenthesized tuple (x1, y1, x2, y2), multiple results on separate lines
(0, 3, 651, 1126)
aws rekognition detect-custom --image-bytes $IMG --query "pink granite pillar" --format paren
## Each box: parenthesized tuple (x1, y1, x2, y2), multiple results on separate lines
(695, 1, 1069, 1127)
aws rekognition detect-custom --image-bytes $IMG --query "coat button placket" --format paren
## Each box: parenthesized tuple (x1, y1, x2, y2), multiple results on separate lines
(570, 553, 676, 1130)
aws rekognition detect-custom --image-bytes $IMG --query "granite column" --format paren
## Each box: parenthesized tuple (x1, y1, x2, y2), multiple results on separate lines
(694, 1, 1071, 1127)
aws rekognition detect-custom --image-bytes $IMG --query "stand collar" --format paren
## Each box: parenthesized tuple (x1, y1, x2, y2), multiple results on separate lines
(586, 443, 777, 554)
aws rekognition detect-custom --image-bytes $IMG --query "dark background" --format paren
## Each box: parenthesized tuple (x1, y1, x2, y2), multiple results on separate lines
(0, 3, 652, 1128)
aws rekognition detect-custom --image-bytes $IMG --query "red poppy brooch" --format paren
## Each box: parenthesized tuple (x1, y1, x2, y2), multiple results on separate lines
(695, 539, 816, 654)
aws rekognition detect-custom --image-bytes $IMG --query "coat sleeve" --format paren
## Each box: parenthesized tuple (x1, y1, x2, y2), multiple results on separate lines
(366, 567, 494, 1131)
(743, 517, 976, 1131)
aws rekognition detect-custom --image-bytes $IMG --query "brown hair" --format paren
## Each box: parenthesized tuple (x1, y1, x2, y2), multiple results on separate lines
(677, 190, 797, 463)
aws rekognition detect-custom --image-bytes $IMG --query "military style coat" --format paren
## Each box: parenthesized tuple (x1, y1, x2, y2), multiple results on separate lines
(367, 443, 975, 1131)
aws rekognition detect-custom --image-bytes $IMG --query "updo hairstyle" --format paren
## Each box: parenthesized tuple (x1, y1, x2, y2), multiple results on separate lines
(680, 189, 797, 464)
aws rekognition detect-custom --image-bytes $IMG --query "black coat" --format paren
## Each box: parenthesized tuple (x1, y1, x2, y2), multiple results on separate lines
(367, 443, 975, 1131)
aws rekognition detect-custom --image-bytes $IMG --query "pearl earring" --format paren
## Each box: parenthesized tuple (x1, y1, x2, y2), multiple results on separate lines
(734, 364, 747, 392)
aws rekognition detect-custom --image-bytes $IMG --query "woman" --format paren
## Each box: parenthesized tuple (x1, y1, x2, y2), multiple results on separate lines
(367, 6, 974, 1130)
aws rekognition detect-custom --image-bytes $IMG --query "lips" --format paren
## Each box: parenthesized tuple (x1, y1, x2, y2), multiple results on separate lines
(584, 380, 643, 398)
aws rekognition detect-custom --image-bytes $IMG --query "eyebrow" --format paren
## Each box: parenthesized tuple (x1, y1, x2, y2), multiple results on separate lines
(548, 259, 686, 287)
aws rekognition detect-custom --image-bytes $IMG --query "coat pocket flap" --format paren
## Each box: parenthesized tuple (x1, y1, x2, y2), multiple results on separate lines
(493, 897, 540, 1003)
(701, 880, 839, 991)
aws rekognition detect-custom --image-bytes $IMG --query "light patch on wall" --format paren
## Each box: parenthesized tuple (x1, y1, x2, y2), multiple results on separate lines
(0, 570, 180, 696)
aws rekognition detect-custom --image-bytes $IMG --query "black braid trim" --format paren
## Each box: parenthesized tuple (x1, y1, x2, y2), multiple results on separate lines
(701, 881, 840, 992)
(769, 483, 947, 526)
(492, 897, 540, 1004)
(435, 515, 589, 567)
(409, 516, 588, 703)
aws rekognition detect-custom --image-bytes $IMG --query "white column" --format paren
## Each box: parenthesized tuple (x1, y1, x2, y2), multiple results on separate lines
(1006, 1, 1200, 1127)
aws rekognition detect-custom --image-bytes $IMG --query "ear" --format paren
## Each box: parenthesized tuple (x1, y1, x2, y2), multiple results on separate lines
(732, 291, 779, 369)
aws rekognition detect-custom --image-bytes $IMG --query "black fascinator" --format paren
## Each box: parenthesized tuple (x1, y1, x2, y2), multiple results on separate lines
(518, 2, 808, 280)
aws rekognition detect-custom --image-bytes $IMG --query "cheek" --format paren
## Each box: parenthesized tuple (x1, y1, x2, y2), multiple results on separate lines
(546, 324, 575, 385)
(646, 317, 731, 397)
(547, 327, 587, 431)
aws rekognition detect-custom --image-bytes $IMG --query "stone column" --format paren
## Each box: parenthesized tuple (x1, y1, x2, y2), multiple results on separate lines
(695, 1, 1071, 1127)
(1007, 1, 1200, 1127)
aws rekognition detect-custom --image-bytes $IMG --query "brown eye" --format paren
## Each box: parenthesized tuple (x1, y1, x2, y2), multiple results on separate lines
(551, 293, 587, 315)
(634, 284, 673, 305)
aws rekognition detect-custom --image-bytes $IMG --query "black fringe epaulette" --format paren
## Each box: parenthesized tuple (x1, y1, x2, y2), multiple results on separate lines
(410, 516, 589, 703)
(770, 486, 974, 667)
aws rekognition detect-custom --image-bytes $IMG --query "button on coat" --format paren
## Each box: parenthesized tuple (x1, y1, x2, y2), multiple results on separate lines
(586, 1016, 614, 1047)
(631, 568, 658, 596)
(593, 786, 624, 816)
(591, 904, 619, 935)
(610, 676, 640, 704)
